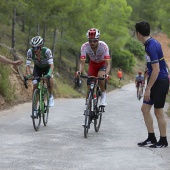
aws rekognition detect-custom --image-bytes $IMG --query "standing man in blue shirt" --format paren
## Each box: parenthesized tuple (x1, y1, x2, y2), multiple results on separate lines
(135, 21, 169, 148)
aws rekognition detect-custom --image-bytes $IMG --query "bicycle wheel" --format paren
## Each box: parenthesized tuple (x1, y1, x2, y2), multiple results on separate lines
(94, 89, 102, 132)
(138, 83, 142, 100)
(84, 93, 92, 138)
(43, 89, 49, 126)
(32, 89, 41, 131)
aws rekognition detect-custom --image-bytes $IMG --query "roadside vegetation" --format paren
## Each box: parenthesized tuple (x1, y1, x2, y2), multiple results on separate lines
(0, 0, 170, 114)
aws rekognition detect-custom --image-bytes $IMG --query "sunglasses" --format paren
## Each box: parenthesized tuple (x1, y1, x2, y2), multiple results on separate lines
(33, 46, 40, 50)
(89, 39, 98, 43)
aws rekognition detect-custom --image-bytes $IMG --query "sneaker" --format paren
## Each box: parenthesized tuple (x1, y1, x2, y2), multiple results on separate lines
(101, 97, 107, 106)
(149, 140, 168, 148)
(49, 95, 54, 107)
(138, 138, 157, 147)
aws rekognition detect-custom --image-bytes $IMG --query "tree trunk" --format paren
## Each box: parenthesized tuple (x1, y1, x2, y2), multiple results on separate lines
(58, 48, 62, 73)
(43, 22, 46, 41)
(58, 30, 63, 72)
(52, 27, 57, 57)
(36, 22, 40, 35)
(27, 22, 31, 51)
(12, 7, 16, 49)
(76, 52, 79, 71)
(21, 13, 25, 32)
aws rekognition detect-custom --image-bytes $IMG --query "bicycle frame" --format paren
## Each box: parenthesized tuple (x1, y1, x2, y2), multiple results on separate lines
(80, 75, 105, 137)
(82, 76, 104, 111)
(24, 76, 50, 131)
(137, 82, 143, 100)
(37, 80, 46, 114)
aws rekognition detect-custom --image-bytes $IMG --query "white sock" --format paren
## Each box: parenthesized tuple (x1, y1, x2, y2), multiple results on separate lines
(101, 91, 106, 98)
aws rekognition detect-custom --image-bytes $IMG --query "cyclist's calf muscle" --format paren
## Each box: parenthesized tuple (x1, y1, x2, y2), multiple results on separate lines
(98, 70, 106, 91)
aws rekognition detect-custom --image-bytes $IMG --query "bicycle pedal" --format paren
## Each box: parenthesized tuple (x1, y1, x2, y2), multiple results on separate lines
(30, 115, 37, 119)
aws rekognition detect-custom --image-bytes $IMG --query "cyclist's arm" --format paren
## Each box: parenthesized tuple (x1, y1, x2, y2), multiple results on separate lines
(79, 59, 86, 74)
(26, 65, 32, 76)
(46, 48, 54, 76)
(0, 55, 21, 65)
(47, 64, 54, 76)
(135, 76, 138, 85)
(146, 63, 159, 91)
(105, 59, 111, 75)
(26, 49, 32, 76)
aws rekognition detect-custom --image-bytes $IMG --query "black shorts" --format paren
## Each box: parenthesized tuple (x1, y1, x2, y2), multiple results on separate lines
(143, 76, 169, 108)
(33, 65, 50, 78)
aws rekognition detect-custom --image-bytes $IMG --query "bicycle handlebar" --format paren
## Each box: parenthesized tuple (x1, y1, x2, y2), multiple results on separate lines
(80, 75, 105, 80)
(24, 76, 50, 89)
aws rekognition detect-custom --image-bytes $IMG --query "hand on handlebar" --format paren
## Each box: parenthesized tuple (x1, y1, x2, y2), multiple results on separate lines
(26, 74, 32, 79)
(44, 74, 51, 79)
(76, 71, 81, 77)
(104, 75, 110, 80)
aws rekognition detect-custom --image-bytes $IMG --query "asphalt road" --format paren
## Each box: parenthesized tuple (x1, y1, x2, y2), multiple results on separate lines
(0, 83, 170, 170)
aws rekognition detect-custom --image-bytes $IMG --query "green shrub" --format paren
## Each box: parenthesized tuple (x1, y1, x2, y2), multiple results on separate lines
(125, 37, 145, 60)
(112, 49, 136, 72)
(0, 64, 14, 101)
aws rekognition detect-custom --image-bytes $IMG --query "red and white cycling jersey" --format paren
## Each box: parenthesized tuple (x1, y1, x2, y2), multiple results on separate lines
(80, 41, 110, 62)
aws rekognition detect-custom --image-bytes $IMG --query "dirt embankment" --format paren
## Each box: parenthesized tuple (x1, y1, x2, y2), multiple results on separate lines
(0, 65, 32, 110)
(153, 33, 170, 67)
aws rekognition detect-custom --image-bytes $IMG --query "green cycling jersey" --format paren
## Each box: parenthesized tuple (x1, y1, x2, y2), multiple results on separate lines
(26, 47, 53, 68)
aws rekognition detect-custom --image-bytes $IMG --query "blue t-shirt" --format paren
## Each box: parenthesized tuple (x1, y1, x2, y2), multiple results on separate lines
(144, 37, 168, 80)
(136, 75, 144, 82)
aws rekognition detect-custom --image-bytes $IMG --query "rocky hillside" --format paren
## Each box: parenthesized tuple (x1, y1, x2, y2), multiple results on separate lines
(153, 33, 170, 67)
(0, 64, 33, 110)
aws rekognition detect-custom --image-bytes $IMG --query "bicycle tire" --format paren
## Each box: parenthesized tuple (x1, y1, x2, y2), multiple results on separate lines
(138, 83, 142, 100)
(43, 89, 49, 126)
(94, 89, 102, 132)
(32, 89, 41, 131)
(84, 93, 92, 138)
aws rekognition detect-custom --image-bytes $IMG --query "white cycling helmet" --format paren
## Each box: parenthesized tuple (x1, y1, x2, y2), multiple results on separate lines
(30, 36, 44, 47)
(86, 28, 100, 39)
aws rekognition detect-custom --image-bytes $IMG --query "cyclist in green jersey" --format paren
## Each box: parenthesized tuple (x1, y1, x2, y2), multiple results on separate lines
(26, 36, 54, 107)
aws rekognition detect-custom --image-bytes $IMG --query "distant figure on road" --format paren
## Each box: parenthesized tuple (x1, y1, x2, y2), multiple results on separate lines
(135, 71, 144, 98)
(117, 68, 123, 88)
(135, 21, 169, 148)
(0, 55, 23, 65)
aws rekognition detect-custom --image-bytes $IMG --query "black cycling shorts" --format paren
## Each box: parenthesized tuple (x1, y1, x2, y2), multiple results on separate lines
(143, 76, 169, 108)
(33, 65, 50, 78)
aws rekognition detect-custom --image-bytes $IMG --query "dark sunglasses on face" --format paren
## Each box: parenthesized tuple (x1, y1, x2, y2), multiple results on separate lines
(33, 46, 40, 50)
(89, 39, 98, 43)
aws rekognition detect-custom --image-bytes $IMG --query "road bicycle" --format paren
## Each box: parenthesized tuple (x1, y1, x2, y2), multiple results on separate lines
(24, 76, 50, 131)
(80, 75, 106, 138)
(137, 82, 144, 100)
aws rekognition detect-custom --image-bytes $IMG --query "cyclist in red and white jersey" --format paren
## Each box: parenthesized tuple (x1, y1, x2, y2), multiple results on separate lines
(135, 71, 144, 87)
(135, 71, 145, 97)
(77, 28, 111, 106)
